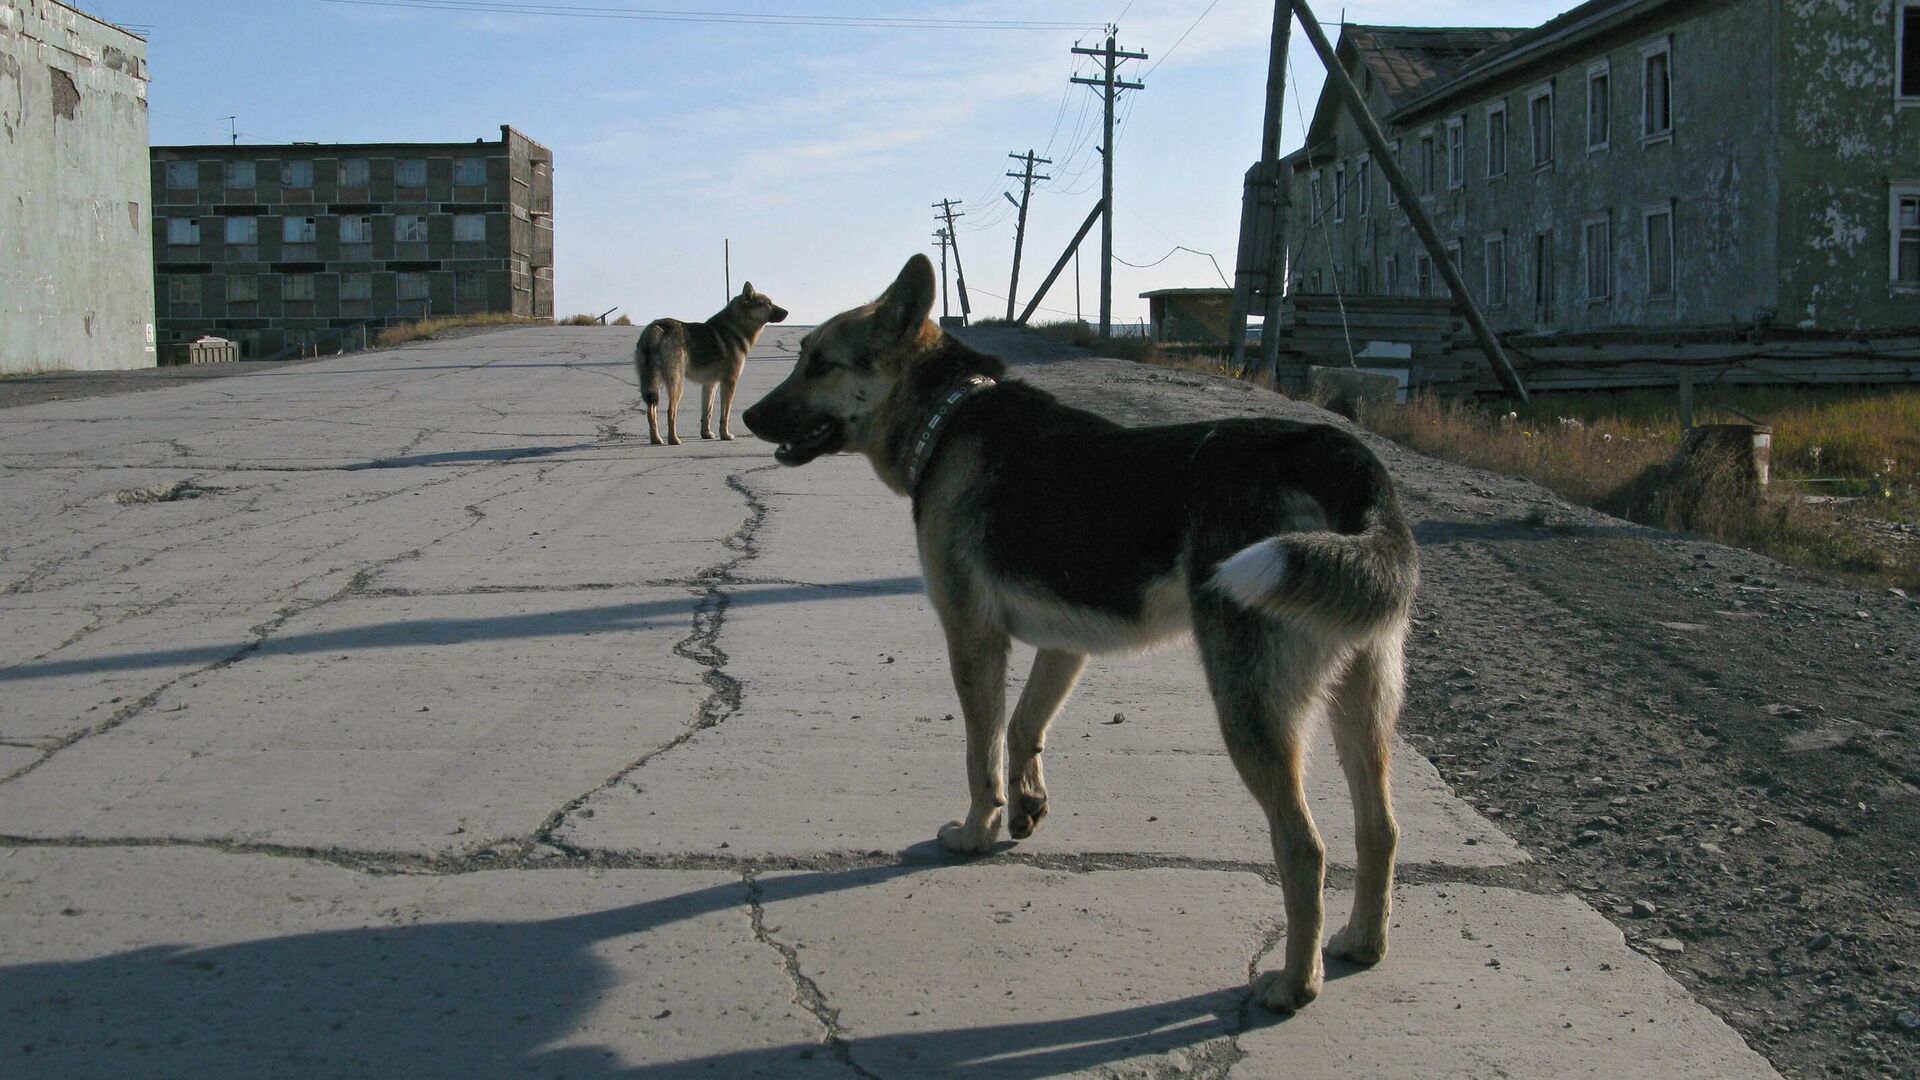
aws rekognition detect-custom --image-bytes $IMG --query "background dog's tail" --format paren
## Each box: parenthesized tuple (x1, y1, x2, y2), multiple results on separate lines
(633, 323, 662, 406)
(1208, 461, 1418, 634)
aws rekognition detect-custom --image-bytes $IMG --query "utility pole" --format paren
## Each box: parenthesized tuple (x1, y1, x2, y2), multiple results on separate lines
(1070, 33, 1146, 339)
(1004, 149, 1052, 321)
(932, 199, 972, 322)
(724, 237, 731, 300)
(932, 228, 952, 320)
(219, 115, 237, 145)
(1227, 3, 1293, 381)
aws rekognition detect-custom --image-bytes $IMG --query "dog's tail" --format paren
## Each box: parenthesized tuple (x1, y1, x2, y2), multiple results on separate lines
(634, 323, 663, 406)
(1208, 456, 1417, 634)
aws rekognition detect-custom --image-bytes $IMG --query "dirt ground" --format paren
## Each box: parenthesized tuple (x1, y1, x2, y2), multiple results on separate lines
(12, 328, 1919, 1078)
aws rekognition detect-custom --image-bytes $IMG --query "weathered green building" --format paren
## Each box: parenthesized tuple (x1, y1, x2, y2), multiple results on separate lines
(1285, 0, 1920, 339)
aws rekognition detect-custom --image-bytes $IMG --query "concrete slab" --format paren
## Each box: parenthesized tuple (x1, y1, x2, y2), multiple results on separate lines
(0, 588, 708, 853)
(0, 847, 842, 1080)
(560, 582, 1521, 867)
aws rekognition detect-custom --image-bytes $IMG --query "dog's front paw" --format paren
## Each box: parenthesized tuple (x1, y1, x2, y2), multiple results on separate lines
(937, 817, 999, 854)
(720, 432, 737, 441)
(1251, 968, 1322, 1013)
(668, 435, 683, 446)
(649, 435, 664, 446)
(1325, 923, 1387, 966)
(1007, 792, 1049, 840)
(701, 431, 715, 440)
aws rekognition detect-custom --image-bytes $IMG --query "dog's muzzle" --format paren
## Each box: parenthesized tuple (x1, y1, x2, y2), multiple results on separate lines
(743, 400, 842, 465)
(769, 306, 790, 323)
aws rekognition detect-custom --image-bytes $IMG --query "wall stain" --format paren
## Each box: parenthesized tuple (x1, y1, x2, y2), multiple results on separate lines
(49, 66, 78, 120)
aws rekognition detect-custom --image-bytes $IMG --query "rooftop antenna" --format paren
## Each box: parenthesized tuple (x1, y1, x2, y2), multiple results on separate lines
(218, 115, 237, 145)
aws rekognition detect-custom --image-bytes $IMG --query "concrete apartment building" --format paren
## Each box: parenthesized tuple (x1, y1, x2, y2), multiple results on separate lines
(151, 125, 553, 358)
(1, 0, 153, 374)
(1284, 0, 1920, 339)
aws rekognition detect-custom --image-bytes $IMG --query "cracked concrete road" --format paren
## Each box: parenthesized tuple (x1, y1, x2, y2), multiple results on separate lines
(0, 327, 1776, 1078)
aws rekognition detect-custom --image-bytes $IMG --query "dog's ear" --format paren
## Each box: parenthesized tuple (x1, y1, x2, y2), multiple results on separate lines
(740, 281, 755, 298)
(874, 255, 936, 343)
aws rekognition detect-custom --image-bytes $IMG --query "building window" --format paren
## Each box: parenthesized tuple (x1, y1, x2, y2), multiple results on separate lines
(1534, 230, 1555, 323)
(1643, 38, 1673, 141)
(1419, 131, 1436, 194)
(456, 270, 487, 300)
(1415, 252, 1434, 296)
(395, 215, 429, 243)
(1356, 155, 1372, 216)
(1583, 214, 1613, 302)
(1587, 61, 1611, 151)
(224, 216, 259, 245)
(339, 158, 371, 187)
(340, 272, 373, 301)
(1902, 4, 1920, 102)
(1645, 205, 1675, 299)
(1485, 101, 1507, 178)
(454, 214, 487, 242)
(1529, 84, 1555, 169)
(227, 275, 259, 302)
(1484, 233, 1508, 307)
(164, 161, 198, 190)
(283, 216, 317, 243)
(1333, 162, 1347, 222)
(284, 274, 316, 302)
(282, 160, 314, 188)
(397, 272, 430, 301)
(166, 218, 201, 246)
(340, 215, 373, 244)
(223, 161, 256, 189)
(1309, 170, 1324, 221)
(168, 276, 201, 304)
(1355, 263, 1372, 295)
(1387, 140, 1401, 207)
(453, 157, 487, 186)
(1385, 254, 1399, 295)
(395, 158, 428, 187)
(1892, 185, 1920, 286)
(1445, 117, 1465, 189)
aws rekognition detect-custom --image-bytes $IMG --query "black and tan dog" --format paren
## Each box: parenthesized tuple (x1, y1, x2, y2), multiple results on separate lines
(742, 255, 1418, 1014)
(634, 283, 789, 444)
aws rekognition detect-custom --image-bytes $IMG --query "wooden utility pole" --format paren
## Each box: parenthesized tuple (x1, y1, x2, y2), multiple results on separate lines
(933, 199, 972, 321)
(1289, 0, 1530, 401)
(1071, 34, 1146, 339)
(1017, 198, 1106, 325)
(932, 228, 952, 320)
(724, 237, 731, 300)
(1004, 149, 1052, 321)
(1227, 2, 1293, 380)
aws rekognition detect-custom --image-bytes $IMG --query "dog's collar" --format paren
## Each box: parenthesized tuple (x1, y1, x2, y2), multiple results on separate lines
(904, 375, 997, 496)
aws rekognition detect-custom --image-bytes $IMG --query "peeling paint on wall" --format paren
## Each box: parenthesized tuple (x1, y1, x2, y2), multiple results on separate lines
(48, 65, 75, 118)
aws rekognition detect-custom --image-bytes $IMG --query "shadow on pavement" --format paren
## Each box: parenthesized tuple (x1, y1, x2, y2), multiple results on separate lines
(0, 577, 924, 683)
(1, 859, 1262, 1079)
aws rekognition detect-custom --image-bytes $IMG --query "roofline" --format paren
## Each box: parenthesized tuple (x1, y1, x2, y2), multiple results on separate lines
(1385, 0, 1700, 122)
(152, 126, 537, 156)
(43, 0, 147, 44)
(1139, 288, 1234, 298)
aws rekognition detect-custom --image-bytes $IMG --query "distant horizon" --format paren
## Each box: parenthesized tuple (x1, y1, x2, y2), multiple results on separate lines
(117, 0, 1582, 325)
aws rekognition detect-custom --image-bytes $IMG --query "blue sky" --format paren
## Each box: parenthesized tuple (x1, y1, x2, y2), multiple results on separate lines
(112, 0, 1579, 325)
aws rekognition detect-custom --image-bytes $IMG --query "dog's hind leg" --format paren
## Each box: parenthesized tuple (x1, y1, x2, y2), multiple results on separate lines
(717, 377, 740, 441)
(937, 626, 1011, 854)
(1195, 606, 1342, 1013)
(1325, 630, 1404, 966)
(665, 371, 685, 446)
(700, 383, 718, 440)
(1006, 649, 1086, 840)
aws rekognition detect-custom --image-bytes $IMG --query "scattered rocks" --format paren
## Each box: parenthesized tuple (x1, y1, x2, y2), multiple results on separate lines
(1651, 938, 1687, 955)
(1631, 899, 1659, 919)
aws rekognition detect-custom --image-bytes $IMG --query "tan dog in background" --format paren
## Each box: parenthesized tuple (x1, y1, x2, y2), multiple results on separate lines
(634, 283, 788, 444)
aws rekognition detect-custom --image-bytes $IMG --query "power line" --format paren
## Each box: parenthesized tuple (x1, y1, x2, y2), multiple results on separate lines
(1144, 0, 1222, 77)
(312, 0, 1091, 30)
(1115, 244, 1231, 286)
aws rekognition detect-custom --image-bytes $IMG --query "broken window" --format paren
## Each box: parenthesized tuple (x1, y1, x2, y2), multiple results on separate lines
(1893, 188, 1920, 285)
(1357, 155, 1372, 216)
(1583, 215, 1612, 301)
(1419, 132, 1435, 194)
(282, 160, 314, 189)
(1445, 117, 1465, 189)
(1387, 140, 1401, 207)
(1415, 252, 1434, 296)
(1334, 162, 1347, 222)
(1309, 170, 1324, 221)
(166, 218, 200, 246)
(1486, 102, 1507, 178)
(397, 272, 430, 301)
(164, 161, 198, 190)
(1385, 255, 1399, 295)
(227, 275, 259, 303)
(283, 217, 317, 244)
(1645, 206, 1675, 299)
(1901, 5, 1920, 100)
(224, 216, 258, 245)
(340, 273, 373, 301)
(395, 215, 429, 243)
(1588, 61, 1611, 151)
(223, 161, 256, 189)
(1484, 234, 1508, 307)
(339, 158, 371, 187)
(1529, 84, 1555, 169)
(283, 274, 316, 302)
(454, 157, 487, 186)
(1534, 230, 1555, 323)
(454, 214, 487, 243)
(1643, 39, 1673, 140)
(395, 159, 428, 188)
(340, 215, 373, 244)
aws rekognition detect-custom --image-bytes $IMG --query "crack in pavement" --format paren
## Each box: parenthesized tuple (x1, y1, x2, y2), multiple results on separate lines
(745, 869, 885, 1080)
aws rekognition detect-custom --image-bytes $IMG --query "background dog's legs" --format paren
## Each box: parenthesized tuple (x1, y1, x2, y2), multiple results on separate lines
(1326, 632, 1404, 966)
(1006, 649, 1086, 840)
(717, 379, 739, 440)
(700, 384, 718, 439)
(937, 628, 1010, 854)
(645, 403, 662, 445)
(1196, 610, 1338, 1013)
(665, 373, 685, 446)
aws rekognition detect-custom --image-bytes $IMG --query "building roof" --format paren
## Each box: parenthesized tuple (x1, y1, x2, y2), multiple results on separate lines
(1139, 288, 1233, 299)
(1345, 25, 1529, 106)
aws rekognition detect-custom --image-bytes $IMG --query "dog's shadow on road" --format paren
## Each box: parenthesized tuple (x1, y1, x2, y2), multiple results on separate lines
(3, 854, 1300, 1079)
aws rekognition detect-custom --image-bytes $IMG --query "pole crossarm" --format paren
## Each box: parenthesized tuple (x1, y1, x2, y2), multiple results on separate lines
(1069, 36, 1146, 339)
(1003, 150, 1054, 320)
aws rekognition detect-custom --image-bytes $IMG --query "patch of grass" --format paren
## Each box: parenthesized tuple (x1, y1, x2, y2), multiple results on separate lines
(1360, 391, 1920, 589)
(611, 314, 633, 326)
(557, 313, 603, 326)
(375, 313, 547, 348)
